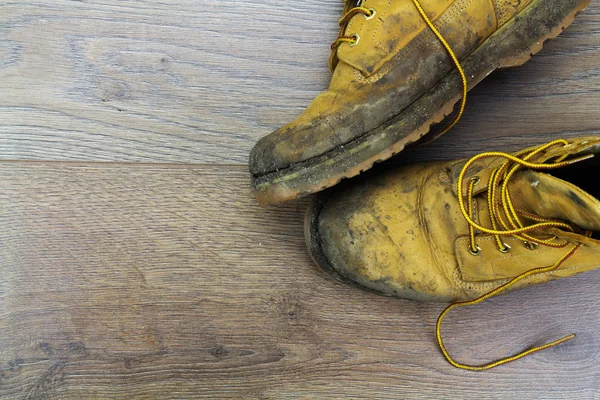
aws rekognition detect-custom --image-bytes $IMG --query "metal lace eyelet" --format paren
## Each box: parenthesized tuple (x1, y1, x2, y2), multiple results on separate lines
(469, 245, 482, 256)
(364, 8, 376, 20)
(349, 33, 360, 47)
(498, 243, 511, 254)
(524, 241, 539, 251)
(470, 176, 481, 185)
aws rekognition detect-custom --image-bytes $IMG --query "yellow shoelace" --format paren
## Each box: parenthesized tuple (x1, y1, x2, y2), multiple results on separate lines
(438, 139, 594, 370)
(330, 0, 468, 136)
(330, 5, 590, 370)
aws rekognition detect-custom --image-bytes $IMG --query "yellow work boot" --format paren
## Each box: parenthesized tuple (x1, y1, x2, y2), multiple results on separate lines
(250, 0, 590, 205)
(306, 137, 600, 369)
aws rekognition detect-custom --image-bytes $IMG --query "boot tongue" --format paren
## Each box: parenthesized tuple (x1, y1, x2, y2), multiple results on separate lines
(508, 169, 600, 231)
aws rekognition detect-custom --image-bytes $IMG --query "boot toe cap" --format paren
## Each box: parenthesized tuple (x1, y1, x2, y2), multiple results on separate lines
(307, 182, 414, 298)
(249, 90, 367, 177)
(249, 121, 322, 176)
(306, 173, 450, 302)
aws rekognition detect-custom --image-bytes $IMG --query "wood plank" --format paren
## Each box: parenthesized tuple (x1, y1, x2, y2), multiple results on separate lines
(0, 162, 598, 399)
(0, 0, 340, 165)
(0, 1, 599, 164)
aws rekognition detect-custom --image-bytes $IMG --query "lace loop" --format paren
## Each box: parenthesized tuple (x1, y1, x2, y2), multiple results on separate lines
(457, 140, 593, 241)
(329, 3, 373, 71)
(437, 243, 581, 371)
(437, 139, 593, 370)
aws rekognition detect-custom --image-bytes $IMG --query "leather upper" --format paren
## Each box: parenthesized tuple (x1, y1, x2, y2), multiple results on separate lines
(250, 0, 535, 176)
(315, 137, 600, 301)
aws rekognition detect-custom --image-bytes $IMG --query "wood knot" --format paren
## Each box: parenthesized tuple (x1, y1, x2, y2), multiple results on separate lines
(210, 346, 230, 358)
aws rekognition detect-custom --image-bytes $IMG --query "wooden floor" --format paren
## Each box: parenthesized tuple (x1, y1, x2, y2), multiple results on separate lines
(1, 1, 600, 398)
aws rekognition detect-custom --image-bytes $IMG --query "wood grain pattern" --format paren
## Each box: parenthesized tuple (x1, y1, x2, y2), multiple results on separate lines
(0, 163, 598, 399)
(0, 1, 599, 164)
(2, 0, 600, 398)
(0, 0, 339, 164)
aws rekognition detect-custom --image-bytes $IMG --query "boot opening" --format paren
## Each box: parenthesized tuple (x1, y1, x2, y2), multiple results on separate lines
(547, 156, 600, 201)
(545, 155, 600, 237)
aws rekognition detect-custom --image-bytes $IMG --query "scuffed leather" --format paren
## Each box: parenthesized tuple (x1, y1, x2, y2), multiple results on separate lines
(250, 0, 535, 176)
(315, 137, 600, 302)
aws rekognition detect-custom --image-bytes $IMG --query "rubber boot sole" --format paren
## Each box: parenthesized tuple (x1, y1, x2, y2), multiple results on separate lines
(252, 0, 590, 205)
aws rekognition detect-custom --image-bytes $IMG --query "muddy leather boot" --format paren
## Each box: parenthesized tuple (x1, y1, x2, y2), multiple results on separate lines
(250, 0, 590, 205)
(306, 137, 600, 301)
(306, 136, 600, 369)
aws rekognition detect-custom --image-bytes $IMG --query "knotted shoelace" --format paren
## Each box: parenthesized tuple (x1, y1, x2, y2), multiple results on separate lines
(437, 139, 594, 370)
